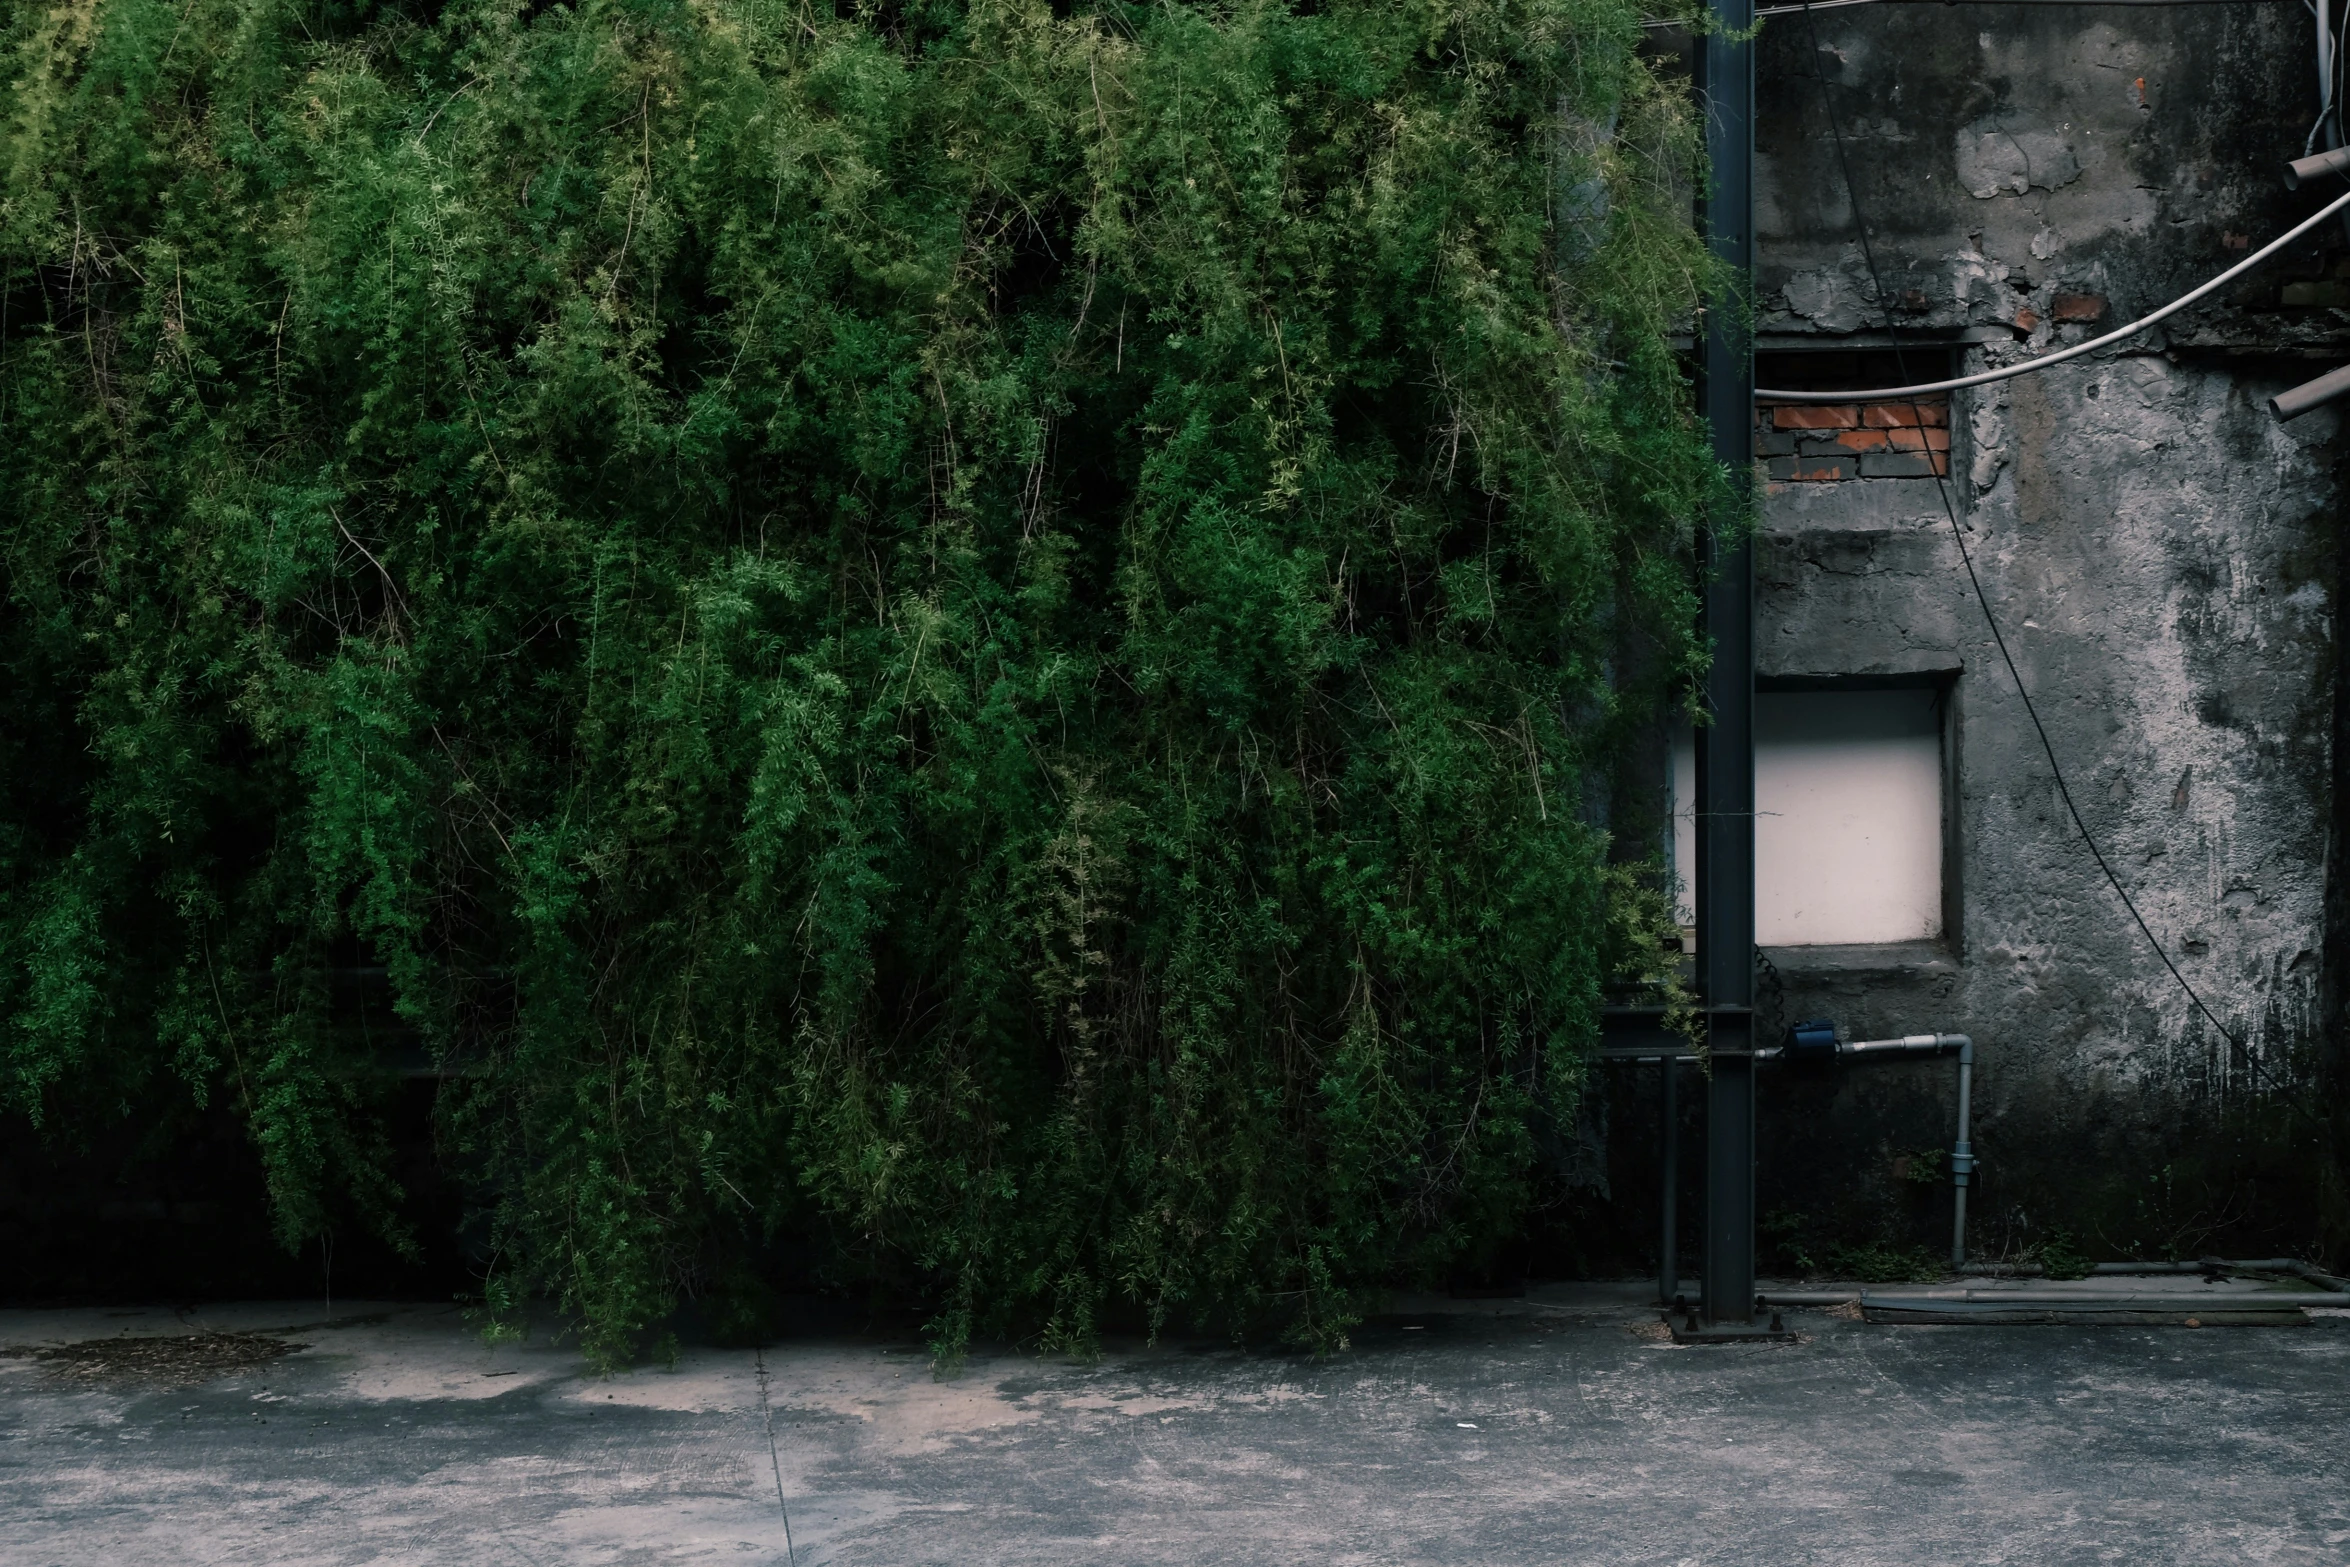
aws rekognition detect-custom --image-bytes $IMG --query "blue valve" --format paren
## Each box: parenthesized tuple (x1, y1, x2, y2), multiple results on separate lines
(1785, 1018, 1839, 1063)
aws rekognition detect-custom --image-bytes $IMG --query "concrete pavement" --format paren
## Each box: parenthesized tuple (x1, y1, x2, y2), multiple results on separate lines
(5, 1284, 2347, 1564)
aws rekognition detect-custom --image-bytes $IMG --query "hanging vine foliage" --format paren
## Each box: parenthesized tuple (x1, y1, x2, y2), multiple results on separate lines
(2, 0, 1717, 1363)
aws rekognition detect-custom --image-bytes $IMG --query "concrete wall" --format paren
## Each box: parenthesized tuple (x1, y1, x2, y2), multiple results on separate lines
(1740, 3, 2340, 1266)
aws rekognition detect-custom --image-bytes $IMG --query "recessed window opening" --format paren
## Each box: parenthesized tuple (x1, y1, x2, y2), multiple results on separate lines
(1757, 347, 1956, 484)
(1754, 346, 1957, 392)
(1672, 685, 1947, 946)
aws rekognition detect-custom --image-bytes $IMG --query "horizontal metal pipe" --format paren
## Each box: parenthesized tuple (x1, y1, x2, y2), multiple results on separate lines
(1937, 1290, 2349, 1303)
(2198, 1256, 2303, 1272)
(1756, 1259, 2343, 1298)
(1966, 1259, 2349, 1280)
(2288, 145, 2350, 189)
(1842, 1031, 1971, 1057)
(2269, 362, 2350, 421)
(1762, 1290, 2348, 1309)
(1863, 1300, 2327, 1321)
(1731, 1283, 2347, 1308)
(1596, 1047, 1785, 1062)
(2093, 1261, 2200, 1273)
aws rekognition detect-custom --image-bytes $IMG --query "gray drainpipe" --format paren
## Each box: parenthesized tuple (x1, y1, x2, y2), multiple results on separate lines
(1833, 1033, 1973, 1268)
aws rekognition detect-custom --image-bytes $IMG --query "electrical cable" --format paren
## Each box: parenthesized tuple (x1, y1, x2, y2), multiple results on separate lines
(1754, 180, 2350, 401)
(1796, 0, 2328, 1129)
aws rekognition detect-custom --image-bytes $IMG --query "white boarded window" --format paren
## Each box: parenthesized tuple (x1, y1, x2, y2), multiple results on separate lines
(1672, 687, 1945, 946)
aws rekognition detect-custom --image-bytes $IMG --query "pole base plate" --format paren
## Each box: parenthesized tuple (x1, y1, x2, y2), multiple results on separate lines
(1668, 1314, 1795, 1345)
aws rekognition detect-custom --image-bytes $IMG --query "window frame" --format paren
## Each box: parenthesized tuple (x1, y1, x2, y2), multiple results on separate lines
(1752, 668, 1962, 961)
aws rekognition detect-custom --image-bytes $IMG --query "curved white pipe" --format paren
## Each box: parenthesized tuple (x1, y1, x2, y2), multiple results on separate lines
(1755, 184, 2350, 402)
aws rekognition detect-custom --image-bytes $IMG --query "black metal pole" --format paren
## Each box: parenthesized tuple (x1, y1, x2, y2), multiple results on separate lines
(1659, 1060, 1679, 1304)
(1696, 0, 1756, 1327)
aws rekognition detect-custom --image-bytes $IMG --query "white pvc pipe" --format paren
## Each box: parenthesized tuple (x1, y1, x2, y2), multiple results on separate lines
(2270, 360, 2350, 419)
(1755, 185, 2350, 402)
(1824, 1032, 1976, 1267)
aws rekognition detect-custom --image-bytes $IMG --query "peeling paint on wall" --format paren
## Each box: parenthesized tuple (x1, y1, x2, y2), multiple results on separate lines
(1955, 123, 2082, 198)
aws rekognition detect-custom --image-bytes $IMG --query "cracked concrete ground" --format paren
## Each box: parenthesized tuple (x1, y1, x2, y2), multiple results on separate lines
(6, 1284, 2348, 1565)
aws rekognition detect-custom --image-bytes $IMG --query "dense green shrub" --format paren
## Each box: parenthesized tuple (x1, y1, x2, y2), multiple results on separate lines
(2, 0, 1717, 1363)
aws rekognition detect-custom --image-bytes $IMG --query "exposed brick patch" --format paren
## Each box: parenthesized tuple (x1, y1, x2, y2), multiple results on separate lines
(2051, 292, 2105, 322)
(1885, 426, 1950, 453)
(1759, 395, 1952, 480)
(2012, 307, 2041, 332)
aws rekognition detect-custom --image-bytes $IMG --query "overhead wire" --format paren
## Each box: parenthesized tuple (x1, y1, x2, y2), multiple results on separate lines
(1792, 0, 2328, 1128)
(1752, 181, 2350, 401)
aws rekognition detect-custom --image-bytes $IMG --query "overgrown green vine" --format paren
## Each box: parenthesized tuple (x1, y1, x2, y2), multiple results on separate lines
(3, 0, 1718, 1364)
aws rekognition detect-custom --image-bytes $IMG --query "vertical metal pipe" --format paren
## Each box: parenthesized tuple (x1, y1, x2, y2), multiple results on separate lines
(1659, 1059, 1679, 1304)
(1950, 1040, 1976, 1269)
(1696, 0, 1757, 1327)
(2320, 0, 2335, 142)
(2318, 0, 2350, 241)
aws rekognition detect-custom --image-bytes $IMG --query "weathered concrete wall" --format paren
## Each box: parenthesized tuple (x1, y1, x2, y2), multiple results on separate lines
(1759, 5, 2320, 339)
(1744, 4, 2339, 1266)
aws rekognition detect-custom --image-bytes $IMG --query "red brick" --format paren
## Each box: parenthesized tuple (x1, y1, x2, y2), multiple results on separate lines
(1860, 402, 1950, 428)
(2013, 307, 2041, 332)
(1886, 426, 1951, 452)
(2051, 292, 2105, 322)
(1832, 428, 1891, 452)
(1772, 404, 1861, 430)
